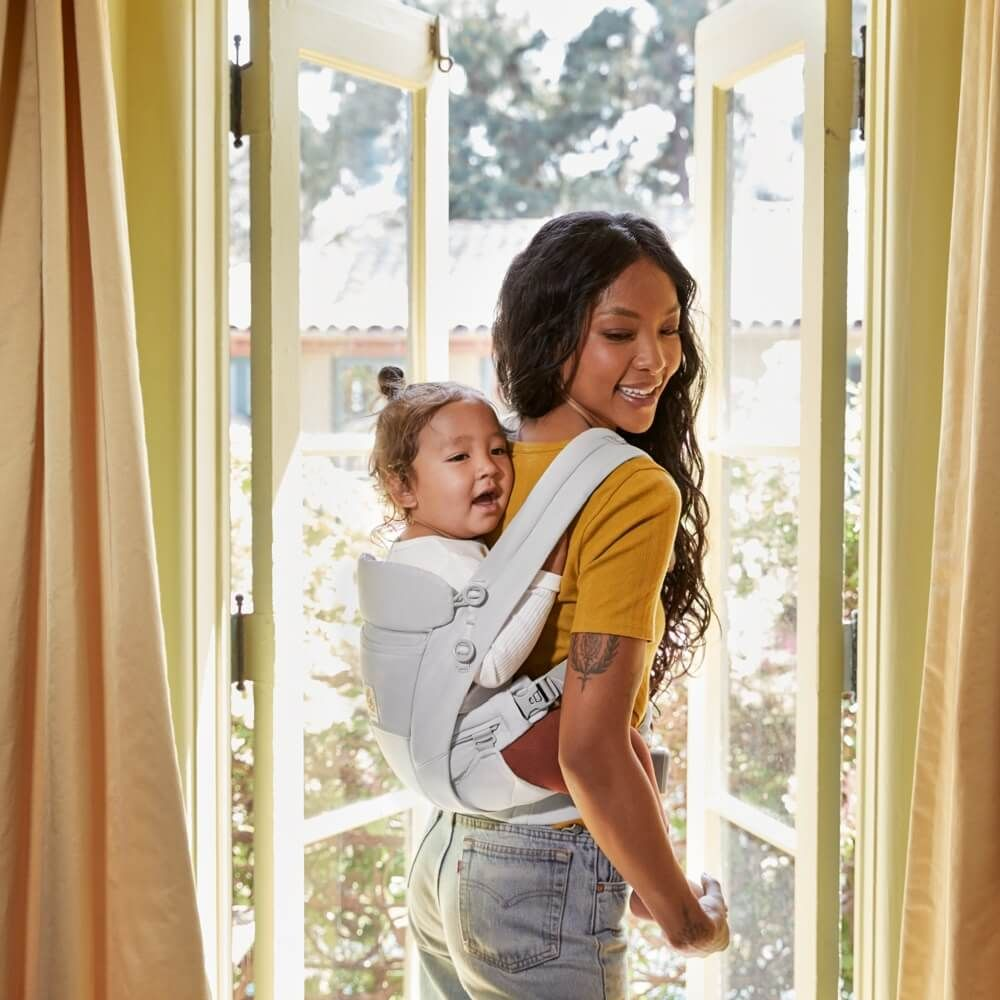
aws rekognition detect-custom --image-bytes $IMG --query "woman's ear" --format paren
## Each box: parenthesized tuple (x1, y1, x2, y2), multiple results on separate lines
(387, 472, 417, 512)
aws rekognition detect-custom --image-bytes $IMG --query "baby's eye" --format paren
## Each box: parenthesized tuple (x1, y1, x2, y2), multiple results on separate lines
(491, 446, 509, 456)
(446, 453, 468, 462)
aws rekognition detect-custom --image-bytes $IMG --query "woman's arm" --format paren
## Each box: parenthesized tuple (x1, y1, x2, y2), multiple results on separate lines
(558, 631, 729, 955)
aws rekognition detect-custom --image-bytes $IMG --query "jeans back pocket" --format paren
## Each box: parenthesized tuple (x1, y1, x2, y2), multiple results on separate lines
(458, 837, 572, 973)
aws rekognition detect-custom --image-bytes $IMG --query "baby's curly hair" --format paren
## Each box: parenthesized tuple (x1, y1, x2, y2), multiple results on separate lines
(369, 366, 492, 540)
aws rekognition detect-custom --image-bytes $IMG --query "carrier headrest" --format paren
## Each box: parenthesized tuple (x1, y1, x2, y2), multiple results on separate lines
(357, 555, 457, 630)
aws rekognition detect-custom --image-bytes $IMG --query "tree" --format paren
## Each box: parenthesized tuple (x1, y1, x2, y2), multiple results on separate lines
(232, 0, 716, 253)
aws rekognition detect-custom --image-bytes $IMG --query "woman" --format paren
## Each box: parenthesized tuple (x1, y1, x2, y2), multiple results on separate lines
(407, 212, 730, 999)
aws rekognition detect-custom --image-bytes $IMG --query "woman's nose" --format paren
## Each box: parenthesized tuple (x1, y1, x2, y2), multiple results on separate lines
(636, 334, 670, 376)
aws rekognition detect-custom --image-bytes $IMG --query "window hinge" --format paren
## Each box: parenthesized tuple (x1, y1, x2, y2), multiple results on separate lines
(852, 25, 867, 140)
(231, 594, 249, 689)
(432, 16, 454, 73)
(230, 34, 251, 148)
(842, 610, 859, 698)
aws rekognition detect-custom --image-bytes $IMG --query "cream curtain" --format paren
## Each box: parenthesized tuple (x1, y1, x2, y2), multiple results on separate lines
(0, 1, 209, 997)
(897, 0, 1000, 995)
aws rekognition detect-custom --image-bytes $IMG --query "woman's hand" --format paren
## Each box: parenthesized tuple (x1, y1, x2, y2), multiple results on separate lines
(628, 876, 704, 921)
(668, 874, 730, 957)
(542, 530, 569, 574)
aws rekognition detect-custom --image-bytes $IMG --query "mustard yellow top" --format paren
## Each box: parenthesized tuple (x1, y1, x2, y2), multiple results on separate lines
(489, 438, 682, 727)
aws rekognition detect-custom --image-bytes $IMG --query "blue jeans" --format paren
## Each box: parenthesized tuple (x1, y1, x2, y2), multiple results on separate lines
(408, 811, 631, 999)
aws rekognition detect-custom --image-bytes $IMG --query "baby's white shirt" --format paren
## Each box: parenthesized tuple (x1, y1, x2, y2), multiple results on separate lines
(385, 535, 561, 689)
(387, 537, 492, 591)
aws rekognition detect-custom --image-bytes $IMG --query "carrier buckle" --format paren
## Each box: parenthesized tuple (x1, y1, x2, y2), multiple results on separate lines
(512, 676, 561, 722)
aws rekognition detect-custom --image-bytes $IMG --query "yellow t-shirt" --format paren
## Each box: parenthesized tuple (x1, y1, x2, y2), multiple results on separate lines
(489, 438, 682, 727)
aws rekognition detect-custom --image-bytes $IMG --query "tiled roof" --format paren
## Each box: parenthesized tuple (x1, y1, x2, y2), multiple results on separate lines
(229, 205, 865, 331)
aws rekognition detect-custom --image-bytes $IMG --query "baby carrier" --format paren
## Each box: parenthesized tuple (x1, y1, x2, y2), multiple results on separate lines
(357, 428, 669, 824)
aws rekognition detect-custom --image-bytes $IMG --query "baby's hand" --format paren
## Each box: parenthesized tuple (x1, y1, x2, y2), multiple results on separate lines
(542, 531, 569, 575)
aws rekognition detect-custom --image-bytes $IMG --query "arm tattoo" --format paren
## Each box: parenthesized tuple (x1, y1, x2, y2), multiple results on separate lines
(569, 633, 620, 692)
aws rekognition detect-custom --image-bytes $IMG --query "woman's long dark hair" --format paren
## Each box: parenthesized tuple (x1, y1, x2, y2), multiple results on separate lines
(492, 211, 713, 695)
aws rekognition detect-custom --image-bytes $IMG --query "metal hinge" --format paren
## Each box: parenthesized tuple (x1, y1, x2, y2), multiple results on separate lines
(432, 15, 454, 73)
(231, 594, 248, 690)
(842, 609, 859, 698)
(852, 25, 867, 140)
(230, 34, 251, 148)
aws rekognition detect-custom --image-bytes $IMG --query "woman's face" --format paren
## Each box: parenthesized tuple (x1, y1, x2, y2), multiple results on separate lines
(562, 257, 683, 435)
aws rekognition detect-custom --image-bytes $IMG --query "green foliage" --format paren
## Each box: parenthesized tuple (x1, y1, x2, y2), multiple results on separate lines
(304, 817, 408, 1000)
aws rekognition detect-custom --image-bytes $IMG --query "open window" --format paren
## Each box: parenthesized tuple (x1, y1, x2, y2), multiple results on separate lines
(686, 0, 852, 996)
(228, 1, 448, 997)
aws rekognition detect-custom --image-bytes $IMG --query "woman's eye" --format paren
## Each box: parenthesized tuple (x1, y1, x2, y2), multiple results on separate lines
(603, 331, 634, 342)
(660, 328, 680, 337)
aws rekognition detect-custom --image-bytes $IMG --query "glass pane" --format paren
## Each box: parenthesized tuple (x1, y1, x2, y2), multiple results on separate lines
(301, 451, 402, 817)
(628, 682, 687, 995)
(305, 813, 410, 999)
(724, 55, 805, 446)
(724, 457, 798, 823)
(298, 62, 412, 993)
(432, 0, 703, 405)
(723, 824, 795, 999)
(298, 63, 410, 437)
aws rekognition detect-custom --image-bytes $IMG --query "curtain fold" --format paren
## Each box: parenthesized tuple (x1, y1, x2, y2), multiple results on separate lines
(898, 0, 1000, 996)
(0, 1, 209, 997)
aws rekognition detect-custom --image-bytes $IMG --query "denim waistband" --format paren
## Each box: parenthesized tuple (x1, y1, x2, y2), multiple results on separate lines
(453, 812, 595, 845)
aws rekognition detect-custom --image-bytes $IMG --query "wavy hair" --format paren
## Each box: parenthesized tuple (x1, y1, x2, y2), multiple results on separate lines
(492, 211, 713, 694)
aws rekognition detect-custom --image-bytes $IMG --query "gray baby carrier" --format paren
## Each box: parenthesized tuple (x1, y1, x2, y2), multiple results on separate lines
(357, 428, 669, 824)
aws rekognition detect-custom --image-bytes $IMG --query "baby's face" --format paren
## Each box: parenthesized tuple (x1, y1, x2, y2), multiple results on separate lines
(398, 399, 513, 540)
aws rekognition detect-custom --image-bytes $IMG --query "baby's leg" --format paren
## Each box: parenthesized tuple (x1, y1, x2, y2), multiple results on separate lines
(500, 709, 567, 791)
(500, 709, 659, 796)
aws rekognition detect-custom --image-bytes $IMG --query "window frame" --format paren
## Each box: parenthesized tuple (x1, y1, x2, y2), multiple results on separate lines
(686, 1, 853, 996)
(239, 1, 448, 997)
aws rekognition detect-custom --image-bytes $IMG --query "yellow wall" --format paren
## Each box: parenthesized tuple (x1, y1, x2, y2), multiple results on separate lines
(108, 0, 197, 796)
(106, 3, 226, 987)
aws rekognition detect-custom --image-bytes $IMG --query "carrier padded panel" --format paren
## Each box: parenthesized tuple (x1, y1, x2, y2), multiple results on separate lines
(358, 556, 456, 631)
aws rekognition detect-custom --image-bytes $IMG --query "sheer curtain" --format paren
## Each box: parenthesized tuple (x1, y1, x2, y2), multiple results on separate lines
(898, 0, 1000, 995)
(0, 1, 208, 997)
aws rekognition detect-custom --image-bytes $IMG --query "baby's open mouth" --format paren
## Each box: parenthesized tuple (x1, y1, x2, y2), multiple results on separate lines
(473, 488, 500, 506)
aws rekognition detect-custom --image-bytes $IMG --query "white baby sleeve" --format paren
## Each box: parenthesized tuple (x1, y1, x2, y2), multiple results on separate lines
(476, 570, 561, 688)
